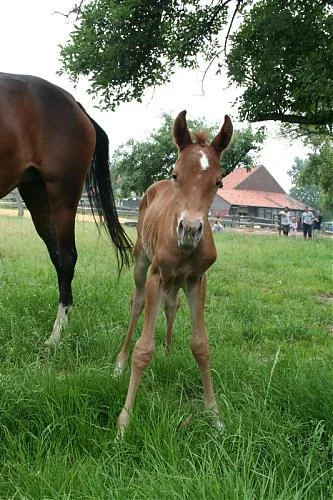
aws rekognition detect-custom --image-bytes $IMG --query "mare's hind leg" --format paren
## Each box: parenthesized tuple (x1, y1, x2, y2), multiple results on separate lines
(115, 250, 150, 373)
(164, 290, 180, 354)
(19, 178, 78, 345)
(45, 205, 77, 346)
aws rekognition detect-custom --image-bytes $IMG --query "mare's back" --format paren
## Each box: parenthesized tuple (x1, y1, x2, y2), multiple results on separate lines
(0, 73, 93, 168)
(0, 73, 80, 134)
(0, 73, 74, 104)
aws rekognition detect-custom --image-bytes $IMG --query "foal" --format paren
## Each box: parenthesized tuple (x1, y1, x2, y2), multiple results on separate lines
(116, 110, 233, 434)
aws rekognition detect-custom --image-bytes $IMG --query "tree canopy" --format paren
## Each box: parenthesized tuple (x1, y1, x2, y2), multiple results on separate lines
(60, 0, 333, 134)
(288, 136, 333, 214)
(111, 114, 265, 197)
(227, 0, 333, 135)
(60, 0, 230, 108)
(302, 139, 333, 212)
(288, 157, 321, 210)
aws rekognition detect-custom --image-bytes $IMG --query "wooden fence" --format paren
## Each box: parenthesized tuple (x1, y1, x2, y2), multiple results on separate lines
(1, 192, 281, 231)
(0, 190, 139, 222)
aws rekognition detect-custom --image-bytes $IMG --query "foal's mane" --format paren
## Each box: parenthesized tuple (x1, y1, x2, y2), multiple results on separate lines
(192, 131, 209, 146)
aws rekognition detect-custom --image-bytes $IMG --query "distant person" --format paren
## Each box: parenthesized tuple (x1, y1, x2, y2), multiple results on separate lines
(302, 206, 314, 239)
(212, 220, 223, 233)
(313, 211, 323, 235)
(278, 206, 291, 236)
(290, 216, 298, 236)
(297, 216, 302, 232)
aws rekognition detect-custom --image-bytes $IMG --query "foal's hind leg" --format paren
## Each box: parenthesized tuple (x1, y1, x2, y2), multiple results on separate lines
(115, 250, 150, 373)
(164, 290, 180, 354)
(184, 275, 223, 431)
(19, 179, 78, 345)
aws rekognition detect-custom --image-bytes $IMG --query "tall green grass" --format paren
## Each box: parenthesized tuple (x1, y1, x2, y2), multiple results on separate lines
(0, 217, 332, 499)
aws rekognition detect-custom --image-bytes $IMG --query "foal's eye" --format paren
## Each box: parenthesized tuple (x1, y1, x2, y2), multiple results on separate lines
(172, 172, 178, 181)
(216, 179, 223, 188)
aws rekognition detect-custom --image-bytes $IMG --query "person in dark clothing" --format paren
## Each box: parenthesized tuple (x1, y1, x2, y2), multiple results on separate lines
(313, 211, 323, 235)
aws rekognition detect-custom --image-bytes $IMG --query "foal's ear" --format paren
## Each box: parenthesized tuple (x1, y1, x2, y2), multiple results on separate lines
(211, 115, 233, 157)
(173, 110, 193, 152)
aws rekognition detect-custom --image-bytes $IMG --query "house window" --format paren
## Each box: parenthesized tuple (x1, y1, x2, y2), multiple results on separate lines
(237, 206, 248, 215)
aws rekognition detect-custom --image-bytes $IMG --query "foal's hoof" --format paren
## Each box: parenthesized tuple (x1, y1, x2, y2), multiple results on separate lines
(115, 426, 126, 442)
(215, 419, 226, 434)
(113, 364, 125, 378)
(44, 335, 61, 347)
(182, 414, 192, 428)
(116, 409, 130, 440)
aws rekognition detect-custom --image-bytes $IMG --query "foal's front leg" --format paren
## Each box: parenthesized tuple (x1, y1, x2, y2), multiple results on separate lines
(115, 251, 150, 373)
(117, 270, 162, 436)
(184, 275, 223, 430)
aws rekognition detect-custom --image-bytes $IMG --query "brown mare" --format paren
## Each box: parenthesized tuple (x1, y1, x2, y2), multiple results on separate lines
(0, 73, 132, 345)
(115, 110, 233, 435)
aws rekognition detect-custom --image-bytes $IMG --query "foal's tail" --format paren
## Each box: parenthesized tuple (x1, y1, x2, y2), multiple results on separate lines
(77, 102, 133, 271)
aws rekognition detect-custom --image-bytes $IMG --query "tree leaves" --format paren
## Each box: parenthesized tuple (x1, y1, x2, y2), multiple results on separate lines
(227, 0, 333, 132)
(288, 139, 333, 213)
(288, 157, 321, 209)
(60, 1, 332, 134)
(59, 0, 230, 109)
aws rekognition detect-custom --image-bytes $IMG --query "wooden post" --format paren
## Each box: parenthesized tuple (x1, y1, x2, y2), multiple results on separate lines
(14, 189, 24, 217)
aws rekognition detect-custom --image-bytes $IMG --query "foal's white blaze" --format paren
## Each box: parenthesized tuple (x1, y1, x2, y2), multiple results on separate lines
(44, 303, 69, 346)
(199, 150, 209, 170)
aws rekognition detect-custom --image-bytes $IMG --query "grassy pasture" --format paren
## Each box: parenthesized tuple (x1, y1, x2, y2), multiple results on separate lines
(0, 216, 332, 499)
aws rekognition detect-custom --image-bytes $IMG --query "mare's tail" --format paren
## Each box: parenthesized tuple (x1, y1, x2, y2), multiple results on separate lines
(77, 102, 133, 271)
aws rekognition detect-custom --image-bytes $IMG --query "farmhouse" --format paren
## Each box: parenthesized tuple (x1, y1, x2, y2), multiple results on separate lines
(210, 165, 306, 221)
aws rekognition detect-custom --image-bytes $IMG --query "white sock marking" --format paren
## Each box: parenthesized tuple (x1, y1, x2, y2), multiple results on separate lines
(45, 303, 68, 346)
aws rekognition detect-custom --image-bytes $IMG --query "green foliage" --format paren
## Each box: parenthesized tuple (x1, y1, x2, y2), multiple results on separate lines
(60, 0, 333, 136)
(59, 0, 229, 109)
(227, 0, 333, 133)
(111, 114, 178, 198)
(222, 125, 265, 174)
(111, 114, 265, 197)
(302, 139, 333, 212)
(288, 157, 321, 209)
(288, 138, 333, 213)
(0, 216, 332, 498)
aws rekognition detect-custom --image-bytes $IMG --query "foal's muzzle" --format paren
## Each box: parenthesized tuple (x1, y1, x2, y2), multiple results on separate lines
(177, 219, 204, 250)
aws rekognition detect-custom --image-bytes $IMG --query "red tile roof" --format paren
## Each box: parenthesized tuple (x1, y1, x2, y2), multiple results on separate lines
(218, 189, 306, 210)
(222, 166, 260, 189)
(217, 165, 305, 210)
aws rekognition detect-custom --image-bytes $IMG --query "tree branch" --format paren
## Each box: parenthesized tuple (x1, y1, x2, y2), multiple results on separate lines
(201, 0, 244, 94)
(252, 111, 333, 127)
(53, 0, 85, 21)
(224, 0, 243, 54)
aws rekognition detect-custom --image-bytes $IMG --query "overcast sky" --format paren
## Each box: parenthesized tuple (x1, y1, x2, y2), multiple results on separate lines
(0, 0, 310, 191)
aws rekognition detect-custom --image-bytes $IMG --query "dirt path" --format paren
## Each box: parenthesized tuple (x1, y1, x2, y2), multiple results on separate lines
(0, 208, 134, 224)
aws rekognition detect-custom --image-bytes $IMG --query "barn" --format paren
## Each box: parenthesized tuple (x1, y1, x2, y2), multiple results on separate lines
(210, 165, 306, 221)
